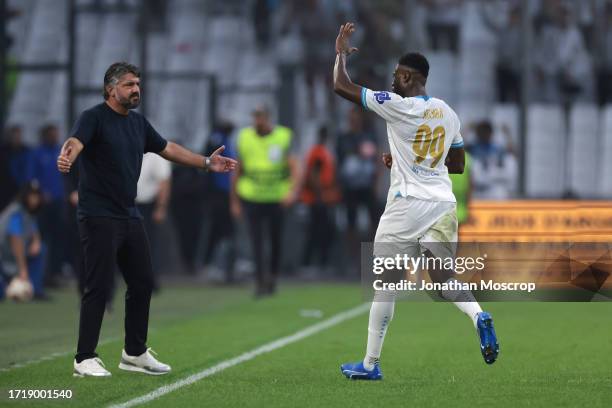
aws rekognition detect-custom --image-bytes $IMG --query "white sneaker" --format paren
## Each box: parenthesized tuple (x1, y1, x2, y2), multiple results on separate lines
(118, 348, 171, 375)
(73, 357, 112, 377)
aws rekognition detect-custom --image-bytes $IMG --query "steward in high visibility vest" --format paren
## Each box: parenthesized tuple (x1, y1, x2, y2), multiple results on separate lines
(230, 106, 299, 297)
(236, 125, 293, 203)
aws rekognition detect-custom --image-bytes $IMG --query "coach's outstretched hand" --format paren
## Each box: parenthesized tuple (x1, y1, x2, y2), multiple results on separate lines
(208, 145, 238, 173)
(335, 22, 358, 55)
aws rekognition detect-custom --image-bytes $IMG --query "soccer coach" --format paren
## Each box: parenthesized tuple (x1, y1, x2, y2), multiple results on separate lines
(57, 62, 237, 377)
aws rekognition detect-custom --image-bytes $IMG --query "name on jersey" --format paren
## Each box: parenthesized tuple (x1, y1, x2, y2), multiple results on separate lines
(423, 108, 443, 119)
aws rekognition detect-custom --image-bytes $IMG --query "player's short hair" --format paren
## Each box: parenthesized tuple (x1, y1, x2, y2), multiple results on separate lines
(103, 62, 140, 100)
(398, 53, 429, 79)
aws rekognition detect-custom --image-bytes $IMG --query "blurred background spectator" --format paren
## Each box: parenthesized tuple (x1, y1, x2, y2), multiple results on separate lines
(493, 5, 523, 103)
(170, 165, 206, 276)
(0, 181, 46, 300)
(201, 121, 237, 283)
(423, 0, 462, 54)
(300, 126, 340, 275)
(136, 152, 171, 292)
(231, 106, 299, 296)
(534, 3, 593, 104)
(467, 121, 518, 200)
(0, 126, 30, 212)
(336, 107, 380, 241)
(26, 124, 65, 288)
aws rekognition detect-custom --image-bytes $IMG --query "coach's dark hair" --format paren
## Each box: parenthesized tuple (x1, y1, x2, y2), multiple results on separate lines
(103, 62, 140, 100)
(398, 53, 429, 82)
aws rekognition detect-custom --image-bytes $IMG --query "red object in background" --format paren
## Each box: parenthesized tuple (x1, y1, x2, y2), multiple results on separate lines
(301, 145, 341, 205)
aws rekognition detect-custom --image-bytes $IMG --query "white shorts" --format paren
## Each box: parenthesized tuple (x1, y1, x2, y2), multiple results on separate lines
(373, 195, 457, 259)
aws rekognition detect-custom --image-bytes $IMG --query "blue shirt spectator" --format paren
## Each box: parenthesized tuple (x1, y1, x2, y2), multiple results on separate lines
(0, 125, 30, 211)
(26, 125, 64, 202)
(205, 123, 236, 193)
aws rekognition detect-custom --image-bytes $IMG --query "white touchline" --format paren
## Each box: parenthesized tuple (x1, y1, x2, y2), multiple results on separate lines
(0, 336, 119, 374)
(109, 303, 370, 408)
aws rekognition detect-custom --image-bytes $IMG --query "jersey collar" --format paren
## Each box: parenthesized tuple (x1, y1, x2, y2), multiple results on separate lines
(414, 95, 430, 101)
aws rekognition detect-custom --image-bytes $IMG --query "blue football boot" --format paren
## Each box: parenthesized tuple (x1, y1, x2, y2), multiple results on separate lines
(476, 312, 499, 364)
(340, 361, 383, 380)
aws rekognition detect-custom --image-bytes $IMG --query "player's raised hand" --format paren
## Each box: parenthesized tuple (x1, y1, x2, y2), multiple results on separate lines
(382, 153, 393, 169)
(335, 22, 358, 55)
(208, 145, 239, 173)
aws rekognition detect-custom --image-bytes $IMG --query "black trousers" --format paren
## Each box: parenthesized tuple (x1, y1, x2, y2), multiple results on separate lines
(137, 202, 161, 290)
(243, 201, 284, 293)
(75, 217, 153, 362)
(302, 203, 335, 267)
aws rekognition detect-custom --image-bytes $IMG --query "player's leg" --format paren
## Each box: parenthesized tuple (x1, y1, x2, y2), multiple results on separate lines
(422, 207, 499, 364)
(341, 197, 419, 380)
(425, 248, 482, 326)
(363, 290, 395, 369)
(74, 217, 119, 376)
(116, 218, 170, 375)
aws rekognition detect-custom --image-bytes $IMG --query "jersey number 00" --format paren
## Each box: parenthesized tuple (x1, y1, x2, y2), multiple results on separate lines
(412, 125, 446, 168)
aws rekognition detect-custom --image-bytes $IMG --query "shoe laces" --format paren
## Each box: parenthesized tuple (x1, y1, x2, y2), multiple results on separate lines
(147, 348, 158, 357)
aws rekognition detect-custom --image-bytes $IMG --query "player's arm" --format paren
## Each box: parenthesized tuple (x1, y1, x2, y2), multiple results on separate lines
(159, 142, 237, 173)
(333, 23, 362, 105)
(57, 137, 84, 173)
(445, 147, 465, 174)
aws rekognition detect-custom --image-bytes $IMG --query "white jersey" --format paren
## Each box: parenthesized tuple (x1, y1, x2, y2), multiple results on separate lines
(361, 88, 463, 203)
(136, 153, 171, 204)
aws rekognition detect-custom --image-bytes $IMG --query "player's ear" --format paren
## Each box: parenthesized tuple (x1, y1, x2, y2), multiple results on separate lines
(401, 71, 411, 88)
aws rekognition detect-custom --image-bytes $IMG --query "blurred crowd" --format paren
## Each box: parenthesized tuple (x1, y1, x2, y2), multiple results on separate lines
(249, 0, 612, 105)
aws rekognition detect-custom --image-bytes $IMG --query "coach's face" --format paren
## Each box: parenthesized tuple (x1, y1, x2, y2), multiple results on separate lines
(112, 73, 141, 110)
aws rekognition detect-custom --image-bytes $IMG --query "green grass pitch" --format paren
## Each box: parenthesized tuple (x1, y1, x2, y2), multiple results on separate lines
(1, 283, 611, 407)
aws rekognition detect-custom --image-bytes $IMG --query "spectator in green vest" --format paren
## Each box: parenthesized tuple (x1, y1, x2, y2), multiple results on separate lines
(449, 151, 472, 226)
(230, 106, 300, 297)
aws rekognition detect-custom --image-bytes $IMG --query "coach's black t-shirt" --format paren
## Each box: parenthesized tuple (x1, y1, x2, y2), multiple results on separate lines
(70, 102, 168, 219)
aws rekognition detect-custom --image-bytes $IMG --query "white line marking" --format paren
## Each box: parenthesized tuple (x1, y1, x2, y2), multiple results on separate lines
(0, 337, 119, 374)
(109, 303, 370, 408)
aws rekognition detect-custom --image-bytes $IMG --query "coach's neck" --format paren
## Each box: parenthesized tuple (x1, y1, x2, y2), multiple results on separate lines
(105, 99, 129, 116)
